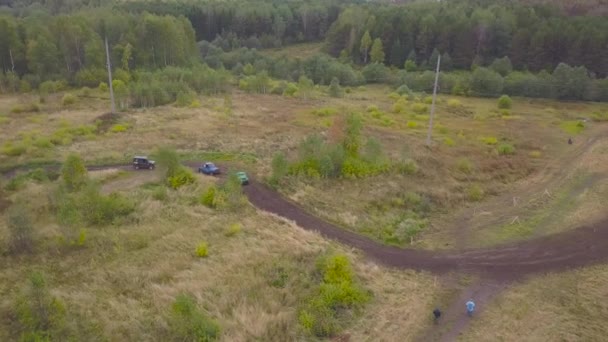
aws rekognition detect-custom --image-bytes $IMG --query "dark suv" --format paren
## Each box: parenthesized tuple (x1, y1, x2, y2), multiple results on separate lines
(133, 156, 155, 170)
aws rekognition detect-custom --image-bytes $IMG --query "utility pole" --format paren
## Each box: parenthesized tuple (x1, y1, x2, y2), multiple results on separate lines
(426, 54, 441, 146)
(105, 36, 116, 113)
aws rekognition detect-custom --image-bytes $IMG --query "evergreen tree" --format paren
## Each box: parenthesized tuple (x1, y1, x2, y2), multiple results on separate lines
(441, 52, 453, 71)
(389, 38, 404, 67)
(428, 48, 440, 69)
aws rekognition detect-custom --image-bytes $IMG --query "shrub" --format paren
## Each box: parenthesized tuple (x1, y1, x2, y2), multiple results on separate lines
(169, 294, 220, 341)
(6, 203, 34, 254)
(33, 137, 53, 149)
(200, 185, 218, 208)
(591, 111, 608, 122)
(11, 102, 40, 114)
(313, 107, 338, 117)
(396, 84, 411, 95)
(189, 100, 201, 108)
(15, 272, 67, 340)
(167, 167, 196, 189)
(283, 83, 298, 96)
(392, 98, 408, 114)
(2, 142, 27, 156)
(270, 152, 289, 184)
(98, 82, 108, 92)
(447, 99, 462, 108)
(529, 150, 542, 158)
(497, 95, 512, 109)
(299, 254, 369, 337)
(224, 223, 242, 237)
(328, 77, 344, 98)
(62, 93, 76, 106)
(80, 87, 91, 96)
(497, 143, 516, 155)
(443, 137, 455, 146)
(467, 184, 485, 201)
(423, 96, 433, 104)
(412, 103, 428, 114)
(195, 242, 208, 258)
(481, 137, 498, 145)
(387, 92, 401, 101)
(110, 124, 128, 133)
(152, 186, 168, 201)
(393, 217, 426, 244)
(175, 91, 196, 107)
(394, 159, 418, 175)
(456, 158, 473, 174)
(406, 121, 418, 129)
(62, 154, 88, 192)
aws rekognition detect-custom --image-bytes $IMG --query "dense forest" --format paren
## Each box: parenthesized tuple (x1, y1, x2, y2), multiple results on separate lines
(0, 0, 607, 102)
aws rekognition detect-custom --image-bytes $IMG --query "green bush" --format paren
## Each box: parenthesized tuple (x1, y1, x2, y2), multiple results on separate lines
(5, 168, 50, 191)
(299, 254, 369, 337)
(497, 143, 516, 155)
(481, 136, 498, 145)
(15, 272, 68, 341)
(283, 83, 298, 96)
(169, 294, 220, 341)
(447, 99, 462, 108)
(387, 92, 401, 101)
(412, 103, 428, 114)
(62, 93, 77, 106)
(11, 102, 40, 114)
(529, 150, 542, 158)
(443, 137, 455, 146)
(467, 184, 485, 201)
(456, 158, 473, 174)
(167, 167, 196, 189)
(152, 186, 168, 201)
(313, 107, 338, 117)
(6, 203, 34, 254)
(591, 111, 608, 122)
(2, 142, 27, 156)
(33, 137, 53, 149)
(406, 121, 418, 129)
(195, 242, 208, 258)
(98, 82, 108, 92)
(62, 154, 88, 192)
(393, 217, 426, 244)
(200, 185, 218, 208)
(392, 98, 408, 114)
(110, 124, 128, 133)
(497, 95, 513, 109)
(394, 159, 418, 175)
(190, 100, 201, 108)
(224, 223, 242, 237)
(270, 152, 289, 185)
(175, 90, 196, 107)
(396, 84, 411, 95)
(423, 96, 433, 104)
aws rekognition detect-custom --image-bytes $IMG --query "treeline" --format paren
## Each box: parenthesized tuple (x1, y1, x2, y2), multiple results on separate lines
(0, 8, 196, 87)
(119, 0, 350, 45)
(199, 45, 608, 101)
(325, 1, 608, 77)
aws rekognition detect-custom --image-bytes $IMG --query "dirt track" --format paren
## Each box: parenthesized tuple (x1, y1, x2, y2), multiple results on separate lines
(244, 181, 608, 279)
(3, 162, 608, 279)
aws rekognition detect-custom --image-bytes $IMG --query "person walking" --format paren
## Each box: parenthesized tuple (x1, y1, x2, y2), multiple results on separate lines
(568, 137, 573, 145)
(466, 299, 475, 317)
(433, 308, 442, 324)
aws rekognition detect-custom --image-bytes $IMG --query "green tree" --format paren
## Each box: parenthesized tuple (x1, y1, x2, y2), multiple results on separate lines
(343, 113, 362, 157)
(121, 43, 133, 71)
(359, 30, 372, 64)
(61, 154, 88, 192)
(490, 56, 513, 76)
(328, 77, 343, 98)
(470, 67, 504, 97)
(370, 38, 385, 64)
(441, 52, 453, 71)
(428, 48, 440, 69)
(297, 75, 314, 100)
(553, 63, 590, 100)
(389, 38, 404, 67)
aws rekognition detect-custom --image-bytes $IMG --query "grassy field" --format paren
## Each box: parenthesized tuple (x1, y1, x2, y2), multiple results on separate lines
(1, 83, 607, 340)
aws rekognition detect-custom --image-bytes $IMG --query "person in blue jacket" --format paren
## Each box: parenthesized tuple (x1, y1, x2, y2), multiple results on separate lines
(466, 299, 476, 317)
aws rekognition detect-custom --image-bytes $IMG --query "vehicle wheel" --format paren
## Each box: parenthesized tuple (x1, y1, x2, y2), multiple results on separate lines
(134, 165, 139, 170)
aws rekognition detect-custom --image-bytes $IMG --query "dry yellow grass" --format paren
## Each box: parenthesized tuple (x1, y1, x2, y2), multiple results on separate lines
(461, 265, 608, 341)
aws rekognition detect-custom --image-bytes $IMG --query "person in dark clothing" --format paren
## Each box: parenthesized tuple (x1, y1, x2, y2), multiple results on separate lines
(568, 137, 573, 145)
(433, 308, 442, 323)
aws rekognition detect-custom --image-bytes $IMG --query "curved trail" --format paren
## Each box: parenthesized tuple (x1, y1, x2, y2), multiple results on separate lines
(3, 162, 608, 279)
(244, 181, 608, 279)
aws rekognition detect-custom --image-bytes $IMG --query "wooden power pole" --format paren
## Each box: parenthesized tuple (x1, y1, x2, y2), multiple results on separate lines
(426, 54, 441, 146)
(105, 36, 116, 114)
